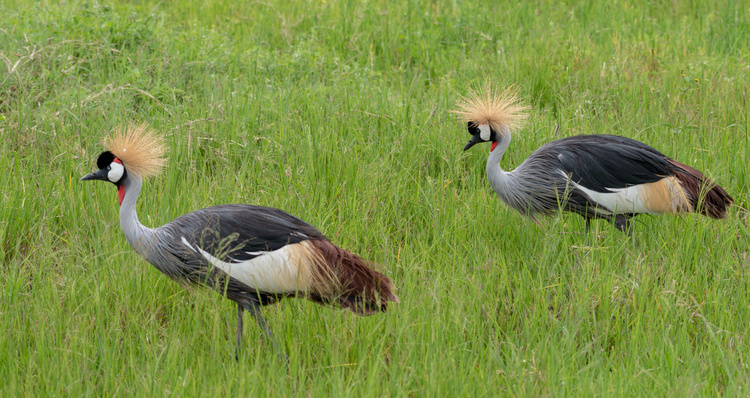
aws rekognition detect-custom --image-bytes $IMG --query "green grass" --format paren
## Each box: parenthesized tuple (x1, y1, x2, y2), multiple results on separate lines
(1, 0, 749, 395)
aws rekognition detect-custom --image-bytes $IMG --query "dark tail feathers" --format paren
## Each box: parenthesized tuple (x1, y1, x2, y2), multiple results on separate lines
(309, 239, 399, 316)
(669, 160, 733, 219)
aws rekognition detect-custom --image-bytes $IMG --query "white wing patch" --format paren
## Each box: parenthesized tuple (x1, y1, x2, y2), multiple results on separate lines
(181, 236, 315, 293)
(573, 184, 656, 215)
(290, 231, 308, 239)
(563, 168, 663, 215)
(181, 236, 196, 250)
(245, 251, 270, 256)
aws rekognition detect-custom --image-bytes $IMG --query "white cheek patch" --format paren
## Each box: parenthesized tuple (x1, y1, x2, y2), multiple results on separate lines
(478, 124, 491, 141)
(108, 161, 124, 182)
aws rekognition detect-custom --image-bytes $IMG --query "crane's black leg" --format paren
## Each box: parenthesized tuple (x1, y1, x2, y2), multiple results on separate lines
(585, 218, 591, 234)
(614, 215, 631, 236)
(235, 303, 244, 362)
(243, 300, 288, 362)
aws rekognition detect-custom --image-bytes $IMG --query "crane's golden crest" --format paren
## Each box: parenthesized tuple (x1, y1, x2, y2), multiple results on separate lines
(103, 123, 167, 178)
(453, 85, 530, 133)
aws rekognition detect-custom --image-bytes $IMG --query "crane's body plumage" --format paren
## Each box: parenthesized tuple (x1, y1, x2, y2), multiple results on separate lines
(82, 125, 397, 361)
(489, 134, 682, 217)
(120, 175, 329, 305)
(457, 87, 733, 232)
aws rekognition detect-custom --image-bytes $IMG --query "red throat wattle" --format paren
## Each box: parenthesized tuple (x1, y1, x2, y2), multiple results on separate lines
(118, 185, 125, 205)
(491, 141, 498, 152)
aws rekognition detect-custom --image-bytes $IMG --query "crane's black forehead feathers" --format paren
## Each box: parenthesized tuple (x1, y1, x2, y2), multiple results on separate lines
(96, 151, 116, 170)
(467, 122, 480, 136)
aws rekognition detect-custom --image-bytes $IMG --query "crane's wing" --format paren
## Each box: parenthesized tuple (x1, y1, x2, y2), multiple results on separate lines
(165, 204, 327, 263)
(543, 134, 676, 193)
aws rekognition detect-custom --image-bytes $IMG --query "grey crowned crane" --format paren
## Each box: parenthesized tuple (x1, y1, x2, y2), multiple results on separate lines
(455, 87, 734, 233)
(81, 124, 398, 360)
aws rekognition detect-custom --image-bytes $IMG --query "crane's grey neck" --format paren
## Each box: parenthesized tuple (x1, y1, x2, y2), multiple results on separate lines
(486, 128, 520, 204)
(486, 127, 511, 175)
(119, 175, 157, 257)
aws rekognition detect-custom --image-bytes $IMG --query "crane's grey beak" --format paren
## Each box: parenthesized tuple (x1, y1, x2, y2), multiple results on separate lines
(81, 169, 108, 181)
(463, 135, 483, 151)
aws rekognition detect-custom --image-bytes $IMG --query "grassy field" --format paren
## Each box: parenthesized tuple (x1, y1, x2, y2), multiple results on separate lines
(1, 0, 749, 395)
